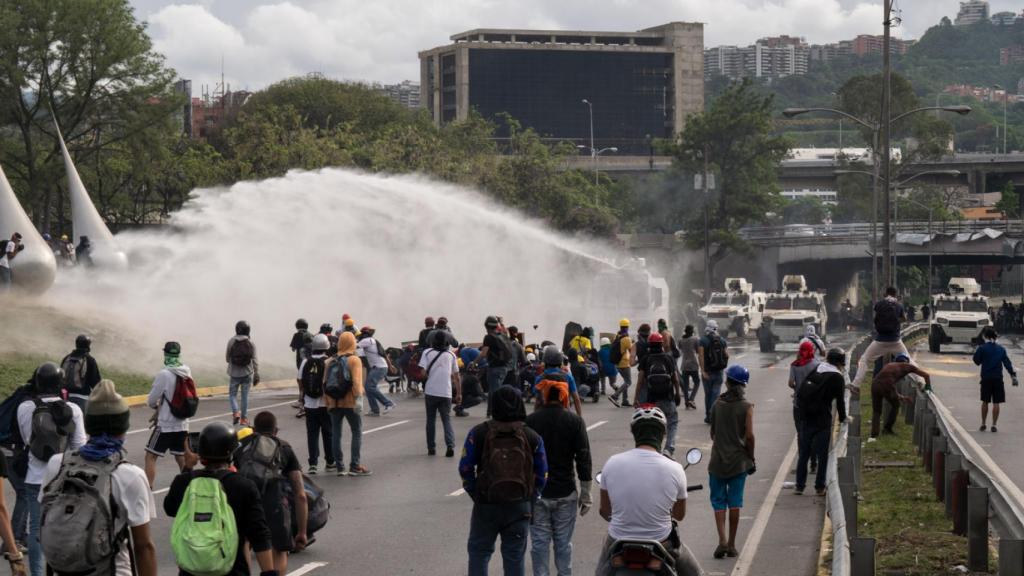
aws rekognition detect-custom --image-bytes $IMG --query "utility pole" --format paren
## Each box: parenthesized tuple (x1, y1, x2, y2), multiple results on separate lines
(881, 0, 894, 290)
(703, 144, 712, 302)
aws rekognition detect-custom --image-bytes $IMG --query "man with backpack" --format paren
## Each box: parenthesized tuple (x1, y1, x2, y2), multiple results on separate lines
(226, 321, 260, 426)
(325, 332, 370, 476)
(59, 334, 102, 412)
(795, 348, 848, 496)
(459, 386, 547, 576)
(16, 362, 85, 576)
(234, 412, 308, 573)
(420, 330, 462, 457)
(525, 367, 592, 576)
(145, 342, 199, 488)
(298, 334, 336, 475)
(608, 319, 634, 408)
(39, 380, 157, 576)
(0, 232, 24, 293)
(851, 287, 909, 389)
(357, 326, 396, 416)
(635, 333, 683, 457)
(533, 346, 584, 417)
(164, 422, 279, 576)
(472, 316, 516, 418)
(698, 320, 730, 424)
(289, 318, 312, 369)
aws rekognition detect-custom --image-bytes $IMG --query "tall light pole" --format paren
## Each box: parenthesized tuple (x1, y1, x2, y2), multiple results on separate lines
(881, 0, 894, 291)
(994, 84, 1008, 154)
(582, 99, 595, 183)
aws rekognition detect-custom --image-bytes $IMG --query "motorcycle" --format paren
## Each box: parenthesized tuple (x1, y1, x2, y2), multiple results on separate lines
(596, 448, 705, 576)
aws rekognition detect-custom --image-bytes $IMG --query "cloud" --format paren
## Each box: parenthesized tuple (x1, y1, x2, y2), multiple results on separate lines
(140, 0, 986, 91)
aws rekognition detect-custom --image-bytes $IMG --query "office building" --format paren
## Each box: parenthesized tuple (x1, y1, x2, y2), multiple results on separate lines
(955, 1, 990, 26)
(418, 22, 704, 153)
(382, 80, 421, 109)
(173, 79, 193, 138)
(704, 37, 809, 80)
(991, 11, 1018, 26)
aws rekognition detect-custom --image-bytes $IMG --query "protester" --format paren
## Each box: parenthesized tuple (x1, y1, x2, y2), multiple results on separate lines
(234, 412, 308, 573)
(795, 348, 848, 496)
(0, 232, 24, 292)
(525, 377, 592, 576)
(59, 235, 75, 267)
(75, 236, 93, 267)
(298, 334, 335, 474)
(850, 287, 909, 389)
(473, 316, 516, 418)
(357, 326, 396, 416)
(921, 303, 931, 321)
(456, 347, 487, 418)
(145, 342, 198, 488)
(870, 354, 931, 437)
(431, 317, 460, 349)
(418, 317, 436, 349)
(708, 365, 755, 559)
(533, 346, 585, 417)
(290, 319, 311, 370)
(459, 387, 548, 576)
(17, 362, 86, 576)
(596, 406, 702, 576)
(420, 330, 462, 457)
(678, 325, 701, 410)
(59, 334, 102, 412)
(799, 325, 826, 356)
(608, 319, 634, 408)
(635, 333, 682, 458)
(226, 320, 260, 426)
(698, 320, 729, 424)
(39, 380, 156, 576)
(788, 341, 820, 470)
(164, 422, 279, 576)
(598, 337, 618, 397)
(325, 332, 370, 476)
(0, 443, 25, 576)
(972, 327, 1018, 433)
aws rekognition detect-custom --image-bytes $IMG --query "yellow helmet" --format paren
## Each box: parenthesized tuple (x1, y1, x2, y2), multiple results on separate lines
(619, 318, 631, 328)
(236, 426, 254, 441)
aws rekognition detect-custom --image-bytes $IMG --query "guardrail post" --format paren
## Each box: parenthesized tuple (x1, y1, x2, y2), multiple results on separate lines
(913, 395, 926, 450)
(849, 399, 861, 438)
(999, 539, 1024, 576)
(922, 413, 936, 473)
(847, 441, 862, 487)
(838, 456, 855, 486)
(944, 454, 961, 518)
(842, 483, 858, 539)
(967, 486, 989, 572)
(932, 436, 947, 502)
(851, 537, 876, 576)
(951, 469, 969, 536)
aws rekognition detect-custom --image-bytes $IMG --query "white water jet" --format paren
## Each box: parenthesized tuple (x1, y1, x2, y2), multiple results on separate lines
(0, 163, 57, 293)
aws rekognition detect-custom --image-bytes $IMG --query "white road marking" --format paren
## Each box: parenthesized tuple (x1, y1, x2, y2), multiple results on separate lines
(449, 488, 466, 497)
(287, 562, 329, 576)
(730, 434, 799, 576)
(587, 420, 608, 431)
(363, 420, 410, 434)
(153, 487, 169, 495)
(127, 399, 297, 435)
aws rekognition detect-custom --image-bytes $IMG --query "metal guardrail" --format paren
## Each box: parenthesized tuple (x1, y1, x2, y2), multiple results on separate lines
(739, 219, 1024, 244)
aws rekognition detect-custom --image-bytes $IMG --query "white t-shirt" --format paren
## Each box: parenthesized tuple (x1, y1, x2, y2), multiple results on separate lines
(297, 356, 326, 409)
(357, 337, 389, 369)
(602, 448, 688, 542)
(419, 348, 458, 398)
(41, 454, 156, 576)
(17, 397, 86, 485)
(0, 240, 14, 268)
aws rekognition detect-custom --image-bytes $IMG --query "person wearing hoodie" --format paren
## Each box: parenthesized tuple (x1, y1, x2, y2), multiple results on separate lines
(698, 321, 729, 424)
(145, 342, 198, 488)
(324, 332, 369, 476)
(799, 325, 826, 357)
(795, 348, 848, 496)
(226, 320, 260, 426)
(851, 286, 908, 389)
(59, 334, 102, 412)
(608, 319, 634, 408)
(678, 325, 701, 411)
(459, 387, 548, 576)
(708, 365, 756, 560)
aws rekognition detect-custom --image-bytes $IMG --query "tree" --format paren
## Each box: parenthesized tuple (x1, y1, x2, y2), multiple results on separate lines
(995, 181, 1021, 218)
(783, 197, 828, 225)
(669, 79, 791, 281)
(0, 0, 181, 230)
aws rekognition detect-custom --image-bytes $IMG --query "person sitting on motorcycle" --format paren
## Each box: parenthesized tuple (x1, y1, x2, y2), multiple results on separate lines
(596, 406, 703, 576)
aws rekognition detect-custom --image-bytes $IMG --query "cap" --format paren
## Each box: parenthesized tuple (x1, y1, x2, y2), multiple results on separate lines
(163, 341, 181, 355)
(85, 380, 131, 436)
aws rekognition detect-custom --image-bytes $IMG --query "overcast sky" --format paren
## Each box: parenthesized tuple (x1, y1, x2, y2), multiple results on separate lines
(132, 0, 1020, 92)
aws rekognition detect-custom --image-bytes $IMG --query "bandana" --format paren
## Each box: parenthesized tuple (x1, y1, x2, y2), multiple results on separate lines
(79, 434, 125, 461)
(792, 341, 816, 367)
(164, 353, 182, 368)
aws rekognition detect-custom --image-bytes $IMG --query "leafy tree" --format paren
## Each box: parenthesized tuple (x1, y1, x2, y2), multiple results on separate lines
(995, 181, 1021, 218)
(783, 196, 829, 225)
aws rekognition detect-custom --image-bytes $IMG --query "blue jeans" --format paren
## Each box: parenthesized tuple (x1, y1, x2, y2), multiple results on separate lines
(329, 407, 361, 468)
(797, 423, 831, 490)
(365, 366, 394, 414)
(613, 367, 632, 403)
(486, 366, 511, 415)
(702, 371, 724, 421)
(8, 455, 29, 544)
(425, 395, 454, 450)
(25, 483, 41, 576)
(229, 374, 252, 418)
(681, 370, 700, 403)
(468, 500, 531, 576)
(0, 266, 10, 293)
(530, 493, 578, 576)
(656, 399, 679, 456)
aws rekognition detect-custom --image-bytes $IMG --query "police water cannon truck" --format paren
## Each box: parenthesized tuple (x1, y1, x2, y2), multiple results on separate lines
(757, 275, 828, 353)
(929, 277, 991, 353)
(697, 278, 767, 338)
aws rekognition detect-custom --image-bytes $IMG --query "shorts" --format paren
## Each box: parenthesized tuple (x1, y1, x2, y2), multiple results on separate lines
(709, 472, 747, 511)
(145, 430, 188, 457)
(981, 379, 1006, 404)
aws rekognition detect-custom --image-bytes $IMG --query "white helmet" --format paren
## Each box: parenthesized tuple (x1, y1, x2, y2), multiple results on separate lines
(630, 405, 667, 431)
(526, 352, 537, 363)
(705, 319, 719, 333)
(311, 333, 330, 352)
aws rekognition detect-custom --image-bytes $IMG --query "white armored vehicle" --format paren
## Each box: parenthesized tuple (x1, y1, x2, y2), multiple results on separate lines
(757, 275, 828, 353)
(698, 278, 767, 338)
(928, 277, 991, 353)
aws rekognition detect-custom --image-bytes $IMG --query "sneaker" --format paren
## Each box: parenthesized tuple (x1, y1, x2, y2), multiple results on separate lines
(308, 465, 318, 475)
(455, 410, 469, 417)
(727, 546, 739, 558)
(232, 413, 240, 425)
(349, 465, 372, 477)
(446, 447, 455, 458)
(325, 463, 337, 473)
(368, 412, 381, 417)
(608, 396, 621, 408)
(428, 448, 436, 456)
(383, 405, 394, 415)
(794, 487, 805, 495)
(714, 544, 728, 559)
(621, 401, 632, 408)
(992, 426, 998, 433)
(979, 424, 988, 432)
(239, 417, 249, 427)
(337, 467, 348, 477)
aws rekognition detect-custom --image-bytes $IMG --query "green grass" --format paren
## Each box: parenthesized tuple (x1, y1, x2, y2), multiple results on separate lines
(0, 353, 154, 398)
(859, 382, 995, 575)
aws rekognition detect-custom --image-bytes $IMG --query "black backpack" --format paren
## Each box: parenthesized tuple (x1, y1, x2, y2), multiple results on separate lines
(797, 371, 831, 419)
(645, 354, 674, 399)
(229, 339, 255, 367)
(61, 356, 89, 395)
(489, 334, 513, 366)
(703, 335, 729, 372)
(324, 357, 354, 400)
(609, 335, 625, 366)
(477, 421, 533, 504)
(235, 434, 284, 492)
(874, 300, 901, 335)
(635, 336, 650, 365)
(301, 357, 327, 399)
(29, 398, 75, 461)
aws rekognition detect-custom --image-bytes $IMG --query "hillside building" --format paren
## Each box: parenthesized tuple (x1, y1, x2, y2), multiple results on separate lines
(955, 1, 990, 26)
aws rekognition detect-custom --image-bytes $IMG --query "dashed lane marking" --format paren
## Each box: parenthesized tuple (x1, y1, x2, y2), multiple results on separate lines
(127, 399, 297, 435)
(363, 420, 410, 434)
(287, 562, 329, 576)
(153, 487, 169, 495)
(449, 488, 466, 497)
(587, 420, 608, 431)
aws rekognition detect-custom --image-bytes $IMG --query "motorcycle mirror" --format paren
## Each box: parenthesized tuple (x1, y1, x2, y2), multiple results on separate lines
(595, 472, 602, 486)
(686, 448, 702, 466)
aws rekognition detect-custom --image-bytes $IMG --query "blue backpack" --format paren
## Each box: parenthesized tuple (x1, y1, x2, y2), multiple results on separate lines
(324, 357, 353, 400)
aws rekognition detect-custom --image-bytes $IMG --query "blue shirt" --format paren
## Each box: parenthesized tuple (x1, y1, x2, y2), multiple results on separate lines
(533, 368, 577, 395)
(973, 341, 1016, 381)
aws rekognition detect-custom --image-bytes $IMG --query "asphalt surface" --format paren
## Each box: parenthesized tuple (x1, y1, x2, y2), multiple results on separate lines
(13, 337, 857, 576)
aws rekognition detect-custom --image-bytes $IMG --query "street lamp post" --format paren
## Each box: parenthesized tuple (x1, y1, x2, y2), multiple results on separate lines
(994, 84, 1008, 154)
(582, 99, 595, 183)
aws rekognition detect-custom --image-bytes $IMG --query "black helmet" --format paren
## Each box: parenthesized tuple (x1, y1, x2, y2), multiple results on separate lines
(542, 345, 563, 368)
(295, 318, 308, 330)
(320, 323, 333, 335)
(198, 422, 238, 462)
(235, 320, 250, 336)
(484, 316, 500, 329)
(826, 347, 846, 367)
(34, 362, 64, 394)
(75, 334, 92, 352)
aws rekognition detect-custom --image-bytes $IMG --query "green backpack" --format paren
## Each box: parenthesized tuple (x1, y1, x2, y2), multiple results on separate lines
(170, 471, 239, 576)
